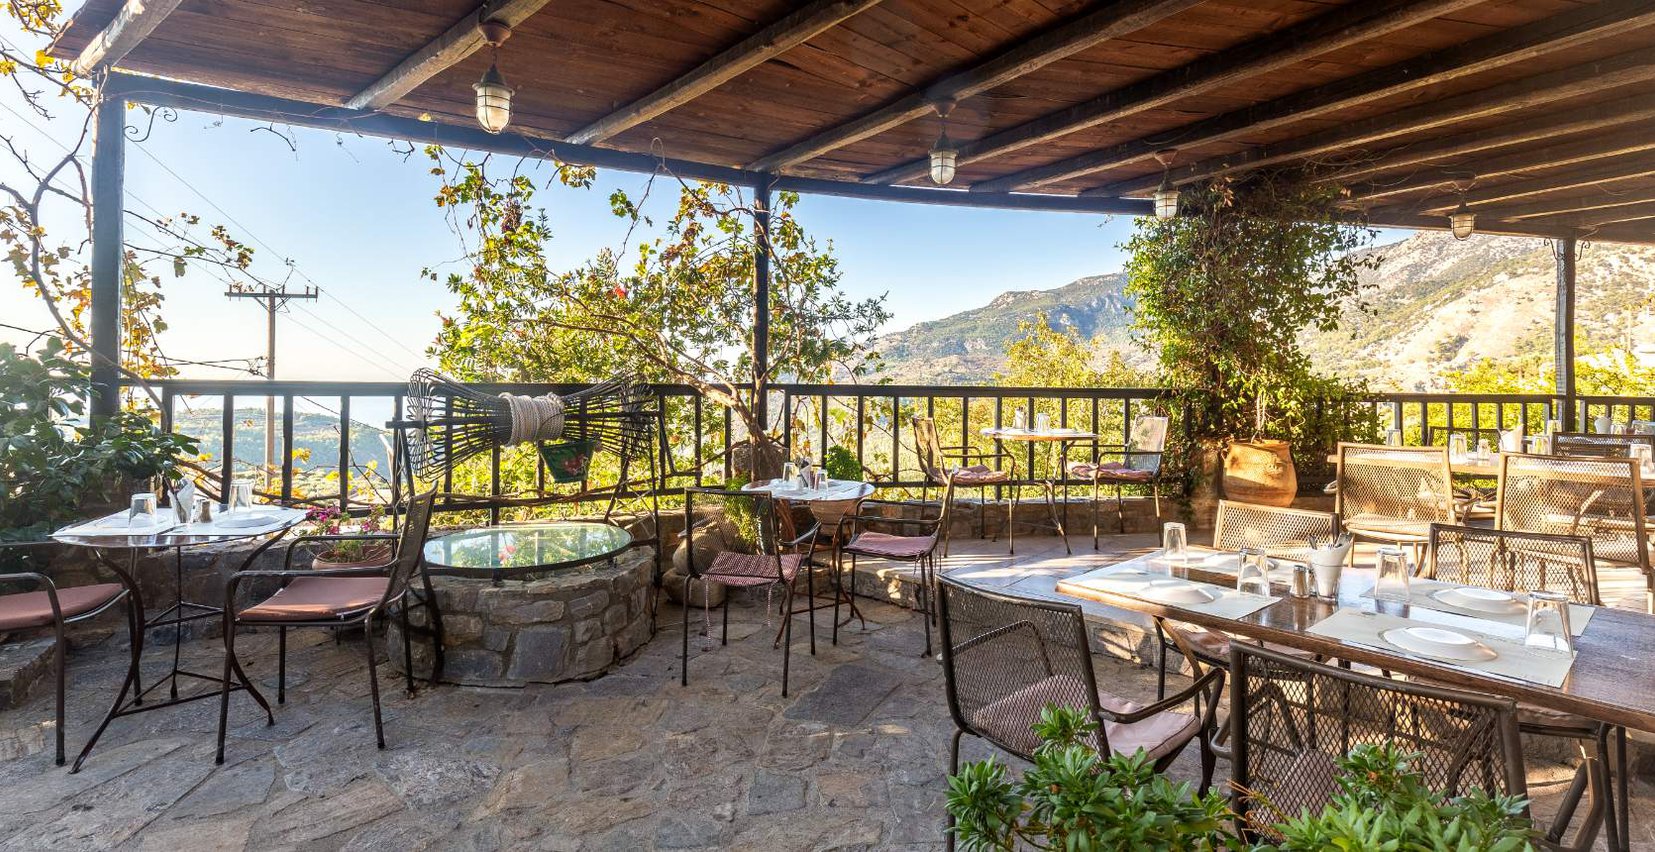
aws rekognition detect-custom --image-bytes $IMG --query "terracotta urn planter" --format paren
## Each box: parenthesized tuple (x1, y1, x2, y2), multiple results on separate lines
(311, 545, 393, 571)
(1223, 440, 1298, 507)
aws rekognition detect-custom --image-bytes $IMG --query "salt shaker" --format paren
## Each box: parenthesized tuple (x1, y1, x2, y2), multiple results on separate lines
(1290, 563, 1313, 598)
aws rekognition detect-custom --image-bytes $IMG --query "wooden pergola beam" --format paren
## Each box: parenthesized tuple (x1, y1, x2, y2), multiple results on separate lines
(1094, 46, 1655, 198)
(1477, 193, 1655, 222)
(566, 0, 882, 146)
(1519, 200, 1655, 230)
(744, 0, 1205, 173)
(1041, 0, 1655, 197)
(1408, 159, 1655, 215)
(70, 0, 185, 76)
(345, 0, 553, 112)
(869, 0, 1484, 188)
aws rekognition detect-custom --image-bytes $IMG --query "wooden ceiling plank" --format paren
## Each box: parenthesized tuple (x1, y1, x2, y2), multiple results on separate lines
(744, 0, 1207, 173)
(1039, 0, 1655, 196)
(1093, 45, 1655, 197)
(345, 0, 554, 112)
(1413, 159, 1655, 214)
(1516, 199, 1655, 229)
(565, 0, 883, 145)
(70, 0, 187, 76)
(1481, 193, 1655, 222)
(870, 0, 1487, 187)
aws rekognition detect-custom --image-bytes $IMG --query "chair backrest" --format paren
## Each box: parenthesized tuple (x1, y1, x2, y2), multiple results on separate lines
(910, 415, 949, 485)
(937, 577, 1106, 761)
(1334, 443, 1456, 524)
(1427, 523, 1599, 606)
(1551, 432, 1650, 458)
(1127, 416, 1170, 473)
(682, 487, 814, 579)
(1424, 426, 1513, 450)
(1229, 643, 1526, 837)
(1213, 500, 1338, 564)
(1496, 454, 1650, 573)
(384, 490, 437, 606)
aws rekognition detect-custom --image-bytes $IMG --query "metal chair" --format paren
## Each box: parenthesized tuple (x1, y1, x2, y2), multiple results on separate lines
(835, 501, 947, 656)
(0, 541, 139, 768)
(937, 576, 1222, 782)
(1425, 425, 1516, 519)
(1427, 523, 1616, 851)
(680, 487, 819, 698)
(1552, 432, 1655, 459)
(1229, 643, 1529, 842)
(215, 490, 438, 763)
(911, 415, 1018, 556)
(1067, 414, 1169, 546)
(1334, 442, 1456, 566)
(1495, 454, 1652, 613)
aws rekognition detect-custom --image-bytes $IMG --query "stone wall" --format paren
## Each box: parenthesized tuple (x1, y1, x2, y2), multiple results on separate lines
(388, 546, 655, 687)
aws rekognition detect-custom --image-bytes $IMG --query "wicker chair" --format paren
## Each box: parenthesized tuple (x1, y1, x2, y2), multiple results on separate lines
(1229, 643, 1529, 842)
(681, 487, 819, 697)
(1152, 501, 1337, 700)
(1552, 432, 1655, 459)
(1427, 523, 1615, 850)
(217, 490, 438, 763)
(937, 576, 1222, 781)
(1495, 454, 1652, 613)
(1334, 443, 1456, 566)
(911, 415, 1018, 556)
(1067, 415, 1170, 547)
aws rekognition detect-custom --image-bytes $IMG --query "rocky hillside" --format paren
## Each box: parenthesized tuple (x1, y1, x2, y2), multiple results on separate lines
(873, 232, 1655, 389)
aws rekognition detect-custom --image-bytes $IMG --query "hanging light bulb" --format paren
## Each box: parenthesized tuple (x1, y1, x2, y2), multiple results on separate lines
(1449, 174, 1476, 240)
(1153, 150, 1180, 219)
(928, 100, 958, 186)
(474, 19, 515, 134)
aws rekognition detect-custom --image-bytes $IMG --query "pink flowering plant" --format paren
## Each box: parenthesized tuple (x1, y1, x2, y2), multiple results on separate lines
(303, 504, 390, 564)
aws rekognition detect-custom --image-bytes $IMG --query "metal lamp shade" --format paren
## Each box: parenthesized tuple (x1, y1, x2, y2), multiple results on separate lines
(1154, 185, 1180, 219)
(1449, 203, 1476, 240)
(474, 64, 514, 134)
(928, 142, 957, 186)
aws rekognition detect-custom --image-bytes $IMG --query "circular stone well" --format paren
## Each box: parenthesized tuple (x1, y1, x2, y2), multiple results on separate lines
(389, 544, 655, 687)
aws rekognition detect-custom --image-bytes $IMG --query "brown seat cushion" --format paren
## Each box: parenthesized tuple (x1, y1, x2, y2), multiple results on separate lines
(843, 531, 935, 560)
(0, 583, 125, 632)
(704, 552, 803, 587)
(965, 674, 1200, 762)
(949, 465, 1011, 486)
(240, 576, 389, 622)
(1068, 461, 1154, 482)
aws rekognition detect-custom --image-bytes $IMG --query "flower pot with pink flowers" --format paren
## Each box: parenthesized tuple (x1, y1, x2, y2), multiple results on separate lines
(304, 504, 393, 569)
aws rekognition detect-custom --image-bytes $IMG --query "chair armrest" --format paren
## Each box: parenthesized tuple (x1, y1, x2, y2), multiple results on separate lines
(282, 533, 399, 569)
(1099, 665, 1225, 726)
(782, 522, 822, 550)
(837, 514, 941, 540)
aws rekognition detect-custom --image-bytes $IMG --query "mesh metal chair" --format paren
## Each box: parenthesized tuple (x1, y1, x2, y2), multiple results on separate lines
(1067, 414, 1170, 546)
(937, 576, 1222, 782)
(681, 487, 819, 697)
(1552, 432, 1655, 459)
(1427, 523, 1614, 850)
(1495, 454, 1652, 613)
(911, 415, 1018, 556)
(1229, 643, 1528, 842)
(1425, 426, 1517, 519)
(1335, 443, 1456, 564)
(836, 502, 946, 656)
(216, 490, 439, 763)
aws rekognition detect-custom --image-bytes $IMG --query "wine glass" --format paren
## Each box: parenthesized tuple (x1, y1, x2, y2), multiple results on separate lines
(1373, 546, 1411, 602)
(1236, 547, 1271, 597)
(1525, 591, 1573, 653)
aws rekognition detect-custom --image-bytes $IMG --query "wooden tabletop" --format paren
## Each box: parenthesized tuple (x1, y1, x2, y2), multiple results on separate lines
(1324, 451, 1500, 476)
(982, 428, 1099, 443)
(1055, 547, 1655, 733)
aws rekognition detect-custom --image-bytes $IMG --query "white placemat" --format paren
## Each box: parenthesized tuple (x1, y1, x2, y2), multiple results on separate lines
(178, 507, 304, 536)
(1154, 549, 1297, 580)
(53, 512, 182, 538)
(1363, 578, 1594, 636)
(1307, 608, 1576, 688)
(54, 506, 302, 540)
(1061, 566, 1278, 620)
(743, 479, 869, 502)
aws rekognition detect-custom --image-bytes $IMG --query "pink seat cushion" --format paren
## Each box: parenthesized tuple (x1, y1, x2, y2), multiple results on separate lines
(1068, 461, 1154, 482)
(950, 464, 1011, 486)
(843, 531, 935, 560)
(704, 552, 803, 587)
(240, 576, 389, 622)
(966, 674, 1199, 762)
(0, 583, 125, 631)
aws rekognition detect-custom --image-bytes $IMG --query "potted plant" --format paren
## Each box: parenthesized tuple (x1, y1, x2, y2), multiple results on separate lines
(1123, 172, 1381, 508)
(303, 504, 392, 569)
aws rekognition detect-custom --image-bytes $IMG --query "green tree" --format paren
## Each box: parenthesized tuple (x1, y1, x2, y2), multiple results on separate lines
(995, 313, 1149, 389)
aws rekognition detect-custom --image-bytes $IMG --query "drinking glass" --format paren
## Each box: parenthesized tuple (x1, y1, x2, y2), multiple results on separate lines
(1385, 428, 1403, 447)
(1034, 412, 1051, 432)
(1373, 546, 1411, 602)
(1158, 522, 1187, 577)
(1525, 436, 1547, 455)
(229, 480, 255, 513)
(128, 492, 158, 529)
(1524, 590, 1573, 653)
(1546, 418, 1562, 437)
(1475, 438, 1492, 461)
(1447, 433, 1468, 459)
(1236, 547, 1271, 597)
(782, 461, 797, 485)
(1012, 408, 1027, 430)
(1631, 444, 1653, 473)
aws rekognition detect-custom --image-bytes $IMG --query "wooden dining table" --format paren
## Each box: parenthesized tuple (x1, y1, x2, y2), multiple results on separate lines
(1055, 546, 1655, 734)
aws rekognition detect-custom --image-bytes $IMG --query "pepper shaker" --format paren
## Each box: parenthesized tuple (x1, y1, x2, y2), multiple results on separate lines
(1290, 563, 1313, 598)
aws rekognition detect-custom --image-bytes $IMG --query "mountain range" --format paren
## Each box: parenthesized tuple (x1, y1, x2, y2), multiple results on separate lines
(873, 232, 1655, 390)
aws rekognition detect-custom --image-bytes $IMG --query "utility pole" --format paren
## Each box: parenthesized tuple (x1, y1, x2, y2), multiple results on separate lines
(226, 284, 318, 490)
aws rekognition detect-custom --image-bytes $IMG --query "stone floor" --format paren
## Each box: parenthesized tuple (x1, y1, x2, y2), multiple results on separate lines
(0, 534, 1649, 849)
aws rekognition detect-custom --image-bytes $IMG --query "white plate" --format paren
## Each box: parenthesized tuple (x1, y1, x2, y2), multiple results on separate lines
(1431, 586, 1523, 615)
(94, 515, 169, 531)
(1380, 626, 1498, 662)
(1105, 573, 1215, 605)
(214, 511, 281, 528)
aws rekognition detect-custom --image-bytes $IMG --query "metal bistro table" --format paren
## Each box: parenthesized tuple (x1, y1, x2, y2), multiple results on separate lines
(50, 505, 305, 771)
(423, 522, 633, 583)
(982, 427, 1097, 555)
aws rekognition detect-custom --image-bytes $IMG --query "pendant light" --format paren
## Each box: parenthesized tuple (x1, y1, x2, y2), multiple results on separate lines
(474, 18, 515, 134)
(928, 100, 958, 186)
(1152, 149, 1180, 219)
(1449, 173, 1477, 240)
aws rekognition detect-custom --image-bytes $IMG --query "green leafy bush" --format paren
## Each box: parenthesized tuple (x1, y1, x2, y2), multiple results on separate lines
(1, 340, 197, 544)
(823, 445, 862, 482)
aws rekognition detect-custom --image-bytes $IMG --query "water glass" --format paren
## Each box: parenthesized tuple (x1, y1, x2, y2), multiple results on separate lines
(1546, 418, 1562, 437)
(1385, 428, 1403, 447)
(782, 462, 797, 485)
(1035, 412, 1051, 432)
(1012, 409, 1027, 430)
(128, 492, 158, 528)
(1525, 435, 1548, 455)
(1447, 433, 1468, 459)
(1373, 546, 1411, 602)
(1236, 547, 1271, 597)
(1475, 438, 1491, 461)
(1158, 522, 1187, 576)
(1631, 444, 1653, 473)
(1524, 590, 1573, 653)
(229, 480, 255, 513)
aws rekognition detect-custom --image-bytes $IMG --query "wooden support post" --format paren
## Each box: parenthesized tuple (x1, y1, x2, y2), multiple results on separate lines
(1554, 237, 1577, 431)
(752, 176, 773, 445)
(89, 91, 125, 417)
